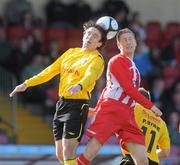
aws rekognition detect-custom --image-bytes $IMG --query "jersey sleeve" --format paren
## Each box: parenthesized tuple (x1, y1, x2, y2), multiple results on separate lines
(78, 55, 104, 90)
(158, 122, 171, 150)
(24, 49, 71, 87)
(109, 57, 153, 109)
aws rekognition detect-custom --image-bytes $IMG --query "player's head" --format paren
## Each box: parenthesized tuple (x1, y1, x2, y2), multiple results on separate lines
(116, 28, 137, 56)
(138, 87, 151, 100)
(82, 20, 107, 50)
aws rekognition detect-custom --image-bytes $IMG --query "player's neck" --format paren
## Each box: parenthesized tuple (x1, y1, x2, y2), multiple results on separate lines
(81, 47, 95, 52)
(121, 52, 134, 59)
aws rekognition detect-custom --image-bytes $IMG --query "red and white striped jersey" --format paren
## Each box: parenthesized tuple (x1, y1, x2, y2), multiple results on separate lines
(100, 54, 153, 109)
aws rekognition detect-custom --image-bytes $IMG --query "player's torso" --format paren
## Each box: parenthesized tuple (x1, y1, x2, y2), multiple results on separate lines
(103, 55, 140, 107)
(135, 104, 163, 163)
(59, 48, 101, 98)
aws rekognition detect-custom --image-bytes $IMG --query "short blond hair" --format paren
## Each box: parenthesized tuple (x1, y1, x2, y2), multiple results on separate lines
(116, 28, 135, 42)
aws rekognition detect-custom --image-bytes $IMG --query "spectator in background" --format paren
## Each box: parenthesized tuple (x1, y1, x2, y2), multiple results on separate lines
(6, 38, 24, 78)
(45, 0, 70, 27)
(130, 11, 146, 42)
(99, 0, 130, 29)
(114, 8, 130, 29)
(171, 85, 180, 113)
(0, 129, 9, 144)
(13, 29, 45, 67)
(68, 0, 93, 27)
(4, 0, 35, 26)
(21, 11, 34, 30)
(168, 112, 180, 146)
(160, 36, 180, 89)
(48, 40, 61, 60)
(101, 0, 129, 18)
(0, 28, 13, 68)
(161, 35, 180, 65)
(20, 55, 47, 105)
(0, 16, 5, 27)
(21, 55, 44, 83)
(29, 29, 45, 56)
(133, 33, 153, 79)
(150, 77, 166, 108)
(89, 74, 106, 108)
(167, 111, 180, 165)
(163, 80, 180, 121)
(149, 47, 163, 77)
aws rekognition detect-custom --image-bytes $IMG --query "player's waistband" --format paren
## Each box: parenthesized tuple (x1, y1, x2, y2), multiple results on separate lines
(59, 96, 89, 103)
(106, 98, 134, 110)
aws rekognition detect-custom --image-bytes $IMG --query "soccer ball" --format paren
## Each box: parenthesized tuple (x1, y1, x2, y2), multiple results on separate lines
(96, 16, 118, 40)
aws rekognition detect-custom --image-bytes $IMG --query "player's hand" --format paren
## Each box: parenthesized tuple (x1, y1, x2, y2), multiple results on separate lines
(150, 105, 162, 116)
(88, 107, 96, 117)
(67, 84, 82, 94)
(9, 83, 27, 97)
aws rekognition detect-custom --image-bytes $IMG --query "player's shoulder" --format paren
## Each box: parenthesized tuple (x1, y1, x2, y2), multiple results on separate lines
(97, 54, 105, 64)
(70, 47, 81, 52)
(95, 51, 104, 60)
(110, 54, 122, 61)
(160, 118, 168, 128)
(91, 51, 104, 63)
(135, 104, 164, 125)
(109, 54, 131, 65)
(64, 48, 77, 54)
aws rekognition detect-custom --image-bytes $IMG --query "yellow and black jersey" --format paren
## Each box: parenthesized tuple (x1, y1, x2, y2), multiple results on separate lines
(24, 48, 104, 100)
(122, 104, 170, 163)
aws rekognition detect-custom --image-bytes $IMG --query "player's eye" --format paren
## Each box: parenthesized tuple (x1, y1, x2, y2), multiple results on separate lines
(93, 33, 98, 38)
(129, 37, 133, 41)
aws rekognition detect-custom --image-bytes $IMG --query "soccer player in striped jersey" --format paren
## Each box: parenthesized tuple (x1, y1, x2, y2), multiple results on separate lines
(9, 20, 107, 165)
(77, 28, 162, 165)
(119, 88, 170, 165)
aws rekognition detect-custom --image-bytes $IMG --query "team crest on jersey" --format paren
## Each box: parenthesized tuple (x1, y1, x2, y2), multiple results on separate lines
(81, 59, 88, 65)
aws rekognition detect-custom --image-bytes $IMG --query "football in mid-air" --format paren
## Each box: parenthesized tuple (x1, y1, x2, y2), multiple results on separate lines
(96, 16, 119, 40)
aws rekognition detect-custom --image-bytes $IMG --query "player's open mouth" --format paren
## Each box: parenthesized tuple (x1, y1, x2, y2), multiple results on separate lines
(85, 41, 91, 45)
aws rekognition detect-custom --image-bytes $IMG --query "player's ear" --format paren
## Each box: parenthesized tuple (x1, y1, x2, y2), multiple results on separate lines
(135, 40, 137, 47)
(97, 41, 102, 48)
(133, 36, 137, 47)
(117, 41, 121, 50)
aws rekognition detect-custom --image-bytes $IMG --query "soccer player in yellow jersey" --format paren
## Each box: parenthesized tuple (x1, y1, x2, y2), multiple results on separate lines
(9, 20, 107, 165)
(119, 88, 170, 165)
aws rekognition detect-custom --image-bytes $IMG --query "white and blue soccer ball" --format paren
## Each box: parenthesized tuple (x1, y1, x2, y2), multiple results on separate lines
(96, 16, 119, 40)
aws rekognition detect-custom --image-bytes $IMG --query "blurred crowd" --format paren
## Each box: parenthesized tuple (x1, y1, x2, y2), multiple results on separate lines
(0, 0, 179, 160)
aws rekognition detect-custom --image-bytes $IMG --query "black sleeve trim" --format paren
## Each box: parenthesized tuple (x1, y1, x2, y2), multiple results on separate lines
(78, 84, 83, 90)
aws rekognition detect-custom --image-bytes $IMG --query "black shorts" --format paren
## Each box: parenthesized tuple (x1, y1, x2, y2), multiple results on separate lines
(119, 154, 159, 165)
(53, 97, 89, 142)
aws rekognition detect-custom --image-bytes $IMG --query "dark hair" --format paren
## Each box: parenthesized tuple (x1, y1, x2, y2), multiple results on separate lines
(83, 20, 107, 49)
(116, 28, 135, 42)
(138, 87, 151, 100)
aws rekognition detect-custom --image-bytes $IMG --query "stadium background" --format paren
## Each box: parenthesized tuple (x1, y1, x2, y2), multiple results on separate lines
(0, 0, 179, 164)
